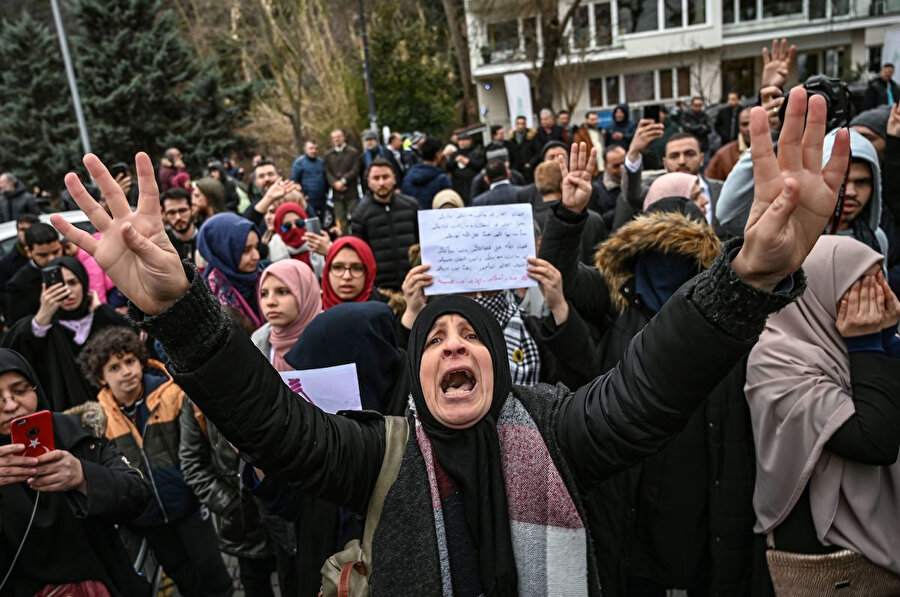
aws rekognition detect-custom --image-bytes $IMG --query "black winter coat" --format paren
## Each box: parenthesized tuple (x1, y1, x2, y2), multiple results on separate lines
(539, 203, 757, 596)
(130, 255, 798, 595)
(0, 407, 151, 597)
(350, 192, 419, 290)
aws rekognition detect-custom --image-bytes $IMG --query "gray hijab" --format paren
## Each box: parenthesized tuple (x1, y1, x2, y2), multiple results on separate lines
(745, 235, 900, 572)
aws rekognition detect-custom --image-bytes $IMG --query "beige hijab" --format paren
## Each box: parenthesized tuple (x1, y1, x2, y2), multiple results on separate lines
(745, 235, 900, 572)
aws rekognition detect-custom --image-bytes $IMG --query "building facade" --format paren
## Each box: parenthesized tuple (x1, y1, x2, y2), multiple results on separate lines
(465, 0, 899, 125)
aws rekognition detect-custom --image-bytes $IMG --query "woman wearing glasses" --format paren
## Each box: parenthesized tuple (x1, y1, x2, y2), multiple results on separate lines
(322, 237, 380, 310)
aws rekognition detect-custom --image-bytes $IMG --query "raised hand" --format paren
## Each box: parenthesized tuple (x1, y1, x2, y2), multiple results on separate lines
(557, 141, 596, 214)
(34, 283, 70, 326)
(732, 87, 851, 291)
(401, 264, 433, 329)
(627, 118, 665, 162)
(51, 153, 189, 315)
(761, 38, 796, 89)
(527, 257, 568, 325)
(887, 102, 900, 139)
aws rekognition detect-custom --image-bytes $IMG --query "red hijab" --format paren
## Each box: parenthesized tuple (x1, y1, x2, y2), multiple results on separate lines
(322, 237, 377, 310)
(273, 202, 311, 266)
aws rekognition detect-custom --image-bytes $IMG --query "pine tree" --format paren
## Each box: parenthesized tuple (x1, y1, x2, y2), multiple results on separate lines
(0, 14, 82, 193)
(368, 0, 458, 135)
(71, 0, 250, 171)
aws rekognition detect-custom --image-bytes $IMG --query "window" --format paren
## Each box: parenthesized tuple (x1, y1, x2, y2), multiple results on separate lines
(824, 47, 846, 79)
(594, 3, 613, 46)
(723, 0, 735, 22)
(721, 58, 756, 98)
(809, 0, 826, 17)
(625, 72, 655, 102)
(832, 0, 850, 15)
(740, 0, 757, 19)
(522, 17, 538, 59)
(665, 0, 683, 28)
(589, 67, 692, 108)
(618, 0, 658, 34)
(589, 79, 605, 107)
(763, 0, 802, 17)
(572, 5, 591, 49)
(868, 45, 883, 72)
(688, 0, 706, 23)
(797, 52, 820, 82)
(487, 20, 519, 54)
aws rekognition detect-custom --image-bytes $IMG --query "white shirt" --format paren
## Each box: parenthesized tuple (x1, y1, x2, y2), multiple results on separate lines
(489, 180, 511, 190)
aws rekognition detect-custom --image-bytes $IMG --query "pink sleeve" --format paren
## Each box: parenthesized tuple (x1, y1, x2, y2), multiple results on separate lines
(77, 247, 113, 303)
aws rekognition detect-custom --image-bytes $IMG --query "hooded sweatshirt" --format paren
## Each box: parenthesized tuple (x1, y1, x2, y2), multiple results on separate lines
(401, 163, 453, 209)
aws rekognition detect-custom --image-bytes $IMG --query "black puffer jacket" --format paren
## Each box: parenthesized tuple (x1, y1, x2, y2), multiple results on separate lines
(130, 253, 799, 595)
(350, 191, 419, 290)
(0, 180, 41, 223)
(539, 202, 758, 596)
(179, 400, 273, 559)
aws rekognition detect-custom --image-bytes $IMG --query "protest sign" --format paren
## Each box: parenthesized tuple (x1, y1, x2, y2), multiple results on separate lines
(279, 363, 361, 414)
(418, 204, 536, 295)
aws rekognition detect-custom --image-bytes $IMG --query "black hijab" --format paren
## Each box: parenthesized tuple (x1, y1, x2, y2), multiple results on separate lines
(0, 348, 50, 420)
(285, 302, 408, 415)
(47, 256, 91, 321)
(407, 295, 516, 596)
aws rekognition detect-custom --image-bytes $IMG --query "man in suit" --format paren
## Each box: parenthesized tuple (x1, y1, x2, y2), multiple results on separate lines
(614, 124, 724, 235)
(471, 160, 521, 207)
(324, 128, 361, 232)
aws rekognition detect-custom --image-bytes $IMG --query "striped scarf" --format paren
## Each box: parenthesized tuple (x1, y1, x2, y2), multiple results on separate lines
(476, 292, 541, 386)
(414, 395, 588, 596)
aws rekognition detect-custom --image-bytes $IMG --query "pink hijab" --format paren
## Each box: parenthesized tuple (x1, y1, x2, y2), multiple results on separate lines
(745, 236, 900, 572)
(258, 260, 322, 372)
(643, 172, 698, 211)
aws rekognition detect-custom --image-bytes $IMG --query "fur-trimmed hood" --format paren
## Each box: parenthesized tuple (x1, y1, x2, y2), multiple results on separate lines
(595, 211, 720, 312)
(63, 401, 108, 438)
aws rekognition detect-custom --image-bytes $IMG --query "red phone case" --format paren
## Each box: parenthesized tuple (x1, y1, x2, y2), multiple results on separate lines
(10, 410, 55, 457)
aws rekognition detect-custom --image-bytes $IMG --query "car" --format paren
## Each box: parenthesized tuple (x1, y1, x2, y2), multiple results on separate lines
(0, 211, 95, 258)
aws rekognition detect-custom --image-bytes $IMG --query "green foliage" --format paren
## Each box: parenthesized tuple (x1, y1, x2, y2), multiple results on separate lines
(71, 0, 250, 171)
(368, 0, 458, 136)
(0, 14, 81, 193)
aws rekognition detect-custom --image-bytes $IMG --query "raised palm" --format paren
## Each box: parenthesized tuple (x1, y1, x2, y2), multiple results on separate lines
(761, 38, 796, 89)
(557, 141, 596, 213)
(51, 153, 189, 315)
(733, 87, 850, 289)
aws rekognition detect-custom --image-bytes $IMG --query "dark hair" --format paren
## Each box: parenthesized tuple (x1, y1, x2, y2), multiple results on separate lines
(584, 110, 596, 119)
(24, 222, 59, 249)
(884, 63, 894, 69)
(365, 158, 395, 182)
(254, 159, 277, 171)
(388, 132, 401, 143)
(77, 327, 149, 387)
(515, 115, 527, 122)
(490, 125, 504, 137)
(420, 137, 442, 161)
(665, 132, 701, 152)
(16, 213, 40, 227)
(161, 187, 191, 207)
(691, 96, 703, 103)
(558, 110, 570, 117)
(602, 144, 626, 161)
(484, 159, 508, 183)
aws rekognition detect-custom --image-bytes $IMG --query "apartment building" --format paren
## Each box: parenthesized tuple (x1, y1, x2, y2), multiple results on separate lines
(465, 0, 899, 124)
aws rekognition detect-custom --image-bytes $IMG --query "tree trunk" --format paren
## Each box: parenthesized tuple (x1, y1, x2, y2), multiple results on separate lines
(535, 12, 561, 111)
(441, 0, 478, 124)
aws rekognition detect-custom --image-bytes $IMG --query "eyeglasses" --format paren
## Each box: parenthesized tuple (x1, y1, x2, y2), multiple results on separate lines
(0, 384, 36, 403)
(329, 263, 366, 278)
(280, 221, 306, 233)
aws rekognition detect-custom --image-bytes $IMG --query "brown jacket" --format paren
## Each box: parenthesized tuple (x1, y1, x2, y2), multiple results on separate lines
(324, 145, 361, 202)
(705, 140, 742, 182)
(573, 125, 602, 178)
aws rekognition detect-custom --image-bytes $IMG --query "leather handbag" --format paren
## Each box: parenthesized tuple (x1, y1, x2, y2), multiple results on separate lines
(766, 532, 900, 596)
(319, 415, 409, 597)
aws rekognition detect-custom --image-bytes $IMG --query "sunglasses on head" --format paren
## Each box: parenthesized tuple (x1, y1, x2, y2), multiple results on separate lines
(281, 220, 306, 233)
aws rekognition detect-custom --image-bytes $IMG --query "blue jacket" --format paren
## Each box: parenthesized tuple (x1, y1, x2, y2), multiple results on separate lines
(400, 163, 452, 210)
(291, 155, 328, 205)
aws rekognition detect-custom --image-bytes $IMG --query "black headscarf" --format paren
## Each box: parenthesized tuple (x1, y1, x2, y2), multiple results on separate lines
(0, 348, 50, 425)
(407, 295, 516, 596)
(47, 256, 91, 321)
(285, 302, 408, 415)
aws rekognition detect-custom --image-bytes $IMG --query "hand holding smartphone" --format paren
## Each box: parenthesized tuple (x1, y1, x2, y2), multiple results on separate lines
(642, 105, 661, 123)
(305, 217, 322, 236)
(10, 410, 55, 457)
(41, 265, 63, 289)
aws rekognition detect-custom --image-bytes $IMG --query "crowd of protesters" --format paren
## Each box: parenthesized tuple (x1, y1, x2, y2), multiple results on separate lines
(0, 37, 899, 597)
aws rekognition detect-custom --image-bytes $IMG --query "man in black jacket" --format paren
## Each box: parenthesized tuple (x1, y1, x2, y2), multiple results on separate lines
(715, 92, 741, 145)
(508, 116, 538, 183)
(0, 214, 39, 291)
(681, 97, 712, 153)
(863, 64, 899, 110)
(0, 173, 41, 223)
(447, 133, 485, 204)
(351, 158, 419, 289)
(4, 223, 63, 325)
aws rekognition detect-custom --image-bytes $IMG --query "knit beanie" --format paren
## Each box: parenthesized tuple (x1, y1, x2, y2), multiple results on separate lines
(850, 104, 890, 142)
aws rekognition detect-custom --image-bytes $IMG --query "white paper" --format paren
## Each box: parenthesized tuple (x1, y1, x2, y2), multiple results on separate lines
(418, 204, 537, 295)
(279, 363, 361, 414)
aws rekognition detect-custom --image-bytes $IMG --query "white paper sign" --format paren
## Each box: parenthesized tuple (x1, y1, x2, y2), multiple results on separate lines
(279, 363, 361, 414)
(418, 204, 537, 295)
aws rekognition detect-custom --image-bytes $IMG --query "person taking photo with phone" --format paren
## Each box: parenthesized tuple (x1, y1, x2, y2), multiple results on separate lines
(0, 348, 151, 597)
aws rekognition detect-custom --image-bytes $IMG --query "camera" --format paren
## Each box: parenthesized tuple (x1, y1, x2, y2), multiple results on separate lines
(778, 75, 852, 132)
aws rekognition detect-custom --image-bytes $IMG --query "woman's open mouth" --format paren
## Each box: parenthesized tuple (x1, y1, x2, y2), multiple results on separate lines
(440, 367, 476, 398)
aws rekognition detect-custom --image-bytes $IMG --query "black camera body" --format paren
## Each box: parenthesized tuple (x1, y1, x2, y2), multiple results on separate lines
(778, 75, 852, 132)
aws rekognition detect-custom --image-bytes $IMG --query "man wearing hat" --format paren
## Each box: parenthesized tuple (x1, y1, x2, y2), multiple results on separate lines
(447, 132, 485, 204)
(360, 131, 388, 194)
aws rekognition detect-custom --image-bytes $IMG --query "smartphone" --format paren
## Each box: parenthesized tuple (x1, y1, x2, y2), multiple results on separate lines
(109, 163, 130, 179)
(41, 265, 63, 288)
(10, 410, 55, 457)
(642, 105, 660, 123)
(305, 217, 322, 236)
